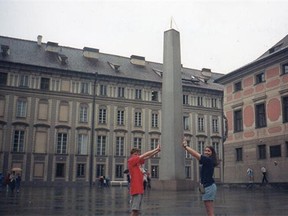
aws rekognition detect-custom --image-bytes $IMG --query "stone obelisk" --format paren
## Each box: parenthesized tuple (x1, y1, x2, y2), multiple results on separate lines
(156, 28, 193, 190)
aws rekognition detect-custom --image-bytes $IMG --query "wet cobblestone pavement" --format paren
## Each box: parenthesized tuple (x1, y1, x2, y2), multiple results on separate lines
(0, 185, 287, 215)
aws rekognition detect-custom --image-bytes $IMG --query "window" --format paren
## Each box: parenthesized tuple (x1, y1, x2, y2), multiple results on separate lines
(151, 113, 158, 128)
(77, 164, 85, 177)
(198, 117, 204, 132)
(118, 87, 125, 98)
(197, 96, 203, 106)
(212, 141, 220, 158)
(56, 133, 67, 154)
(96, 164, 105, 178)
(234, 81, 242, 92)
(185, 140, 191, 158)
(55, 163, 65, 177)
(99, 108, 107, 124)
(19, 75, 29, 87)
(198, 141, 205, 154)
(283, 96, 288, 123)
(236, 147, 243, 161)
(270, 145, 281, 158)
(115, 136, 124, 156)
(59, 102, 69, 122)
(40, 77, 50, 90)
(100, 84, 107, 96)
(255, 103, 266, 128)
(79, 105, 88, 123)
(134, 111, 142, 127)
(0, 72, 8, 85)
(13, 130, 25, 152)
(183, 95, 188, 105)
(80, 82, 89, 94)
(282, 63, 288, 74)
(183, 116, 189, 130)
(255, 72, 265, 84)
(212, 118, 218, 133)
(133, 137, 142, 151)
(16, 99, 27, 117)
(97, 135, 106, 156)
(117, 110, 125, 125)
(115, 165, 124, 178)
(135, 89, 142, 100)
(151, 91, 158, 101)
(258, 144, 266, 159)
(234, 109, 243, 132)
(211, 98, 217, 108)
(185, 166, 191, 179)
(150, 138, 159, 157)
(77, 134, 88, 155)
(151, 165, 159, 178)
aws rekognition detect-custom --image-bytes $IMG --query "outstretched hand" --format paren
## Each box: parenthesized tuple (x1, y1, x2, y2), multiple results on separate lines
(182, 137, 188, 148)
(156, 144, 161, 152)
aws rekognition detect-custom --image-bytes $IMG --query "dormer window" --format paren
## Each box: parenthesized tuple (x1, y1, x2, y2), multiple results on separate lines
(107, 62, 120, 72)
(58, 54, 68, 65)
(1, 45, 10, 57)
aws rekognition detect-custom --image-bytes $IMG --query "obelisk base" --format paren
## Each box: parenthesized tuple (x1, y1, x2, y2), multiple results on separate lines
(152, 179, 195, 191)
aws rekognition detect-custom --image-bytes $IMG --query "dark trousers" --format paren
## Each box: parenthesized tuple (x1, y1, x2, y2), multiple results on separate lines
(262, 173, 268, 184)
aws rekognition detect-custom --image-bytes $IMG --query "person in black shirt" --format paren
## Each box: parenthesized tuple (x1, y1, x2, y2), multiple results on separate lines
(182, 137, 219, 216)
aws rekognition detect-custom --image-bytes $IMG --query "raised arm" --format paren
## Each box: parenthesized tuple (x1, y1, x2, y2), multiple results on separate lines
(140, 144, 161, 160)
(182, 137, 201, 161)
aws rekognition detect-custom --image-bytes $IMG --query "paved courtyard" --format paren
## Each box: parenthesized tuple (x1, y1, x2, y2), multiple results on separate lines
(0, 184, 287, 216)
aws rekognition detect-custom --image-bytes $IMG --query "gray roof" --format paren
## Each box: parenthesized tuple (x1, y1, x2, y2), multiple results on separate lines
(215, 34, 288, 84)
(0, 35, 224, 91)
(258, 34, 288, 59)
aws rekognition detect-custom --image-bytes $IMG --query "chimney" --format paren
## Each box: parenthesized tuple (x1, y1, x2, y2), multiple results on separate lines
(37, 35, 42, 46)
(83, 47, 99, 60)
(45, 41, 60, 53)
(130, 55, 146, 66)
(201, 68, 212, 83)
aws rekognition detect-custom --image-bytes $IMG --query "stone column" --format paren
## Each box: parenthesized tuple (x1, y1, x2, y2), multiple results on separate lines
(156, 28, 193, 190)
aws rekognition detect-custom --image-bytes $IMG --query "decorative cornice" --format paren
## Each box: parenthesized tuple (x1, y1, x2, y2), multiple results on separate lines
(33, 123, 50, 128)
(12, 121, 29, 127)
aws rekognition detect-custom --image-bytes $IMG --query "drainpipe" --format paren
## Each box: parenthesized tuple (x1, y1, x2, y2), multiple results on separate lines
(89, 72, 98, 186)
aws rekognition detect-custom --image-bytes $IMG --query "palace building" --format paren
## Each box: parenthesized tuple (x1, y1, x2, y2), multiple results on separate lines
(0, 35, 224, 186)
(216, 34, 288, 185)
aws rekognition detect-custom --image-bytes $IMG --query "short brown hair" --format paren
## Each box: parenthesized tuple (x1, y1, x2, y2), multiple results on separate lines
(130, 148, 140, 155)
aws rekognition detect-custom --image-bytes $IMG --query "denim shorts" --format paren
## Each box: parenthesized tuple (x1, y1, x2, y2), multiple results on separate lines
(131, 194, 143, 211)
(202, 183, 217, 201)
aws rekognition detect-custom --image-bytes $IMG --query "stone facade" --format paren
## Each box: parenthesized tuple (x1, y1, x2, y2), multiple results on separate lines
(0, 35, 224, 186)
(216, 34, 288, 184)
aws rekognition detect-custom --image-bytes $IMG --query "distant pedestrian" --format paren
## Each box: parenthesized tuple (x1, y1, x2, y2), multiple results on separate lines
(147, 173, 151, 189)
(4, 172, 10, 192)
(247, 168, 254, 182)
(9, 171, 16, 192)
(128, 144, 161, 216)
(15, 173, 21, 193)
(246, 168, 254, 189)
(261, 167, 268, 185)
(0, 172, 4, 192)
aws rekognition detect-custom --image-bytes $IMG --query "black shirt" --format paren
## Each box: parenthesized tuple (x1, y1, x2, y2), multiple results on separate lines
(199, 155, 215, 187)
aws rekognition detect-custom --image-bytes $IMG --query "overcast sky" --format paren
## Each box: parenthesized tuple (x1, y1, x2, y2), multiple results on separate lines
(0, 0, 288, 74)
